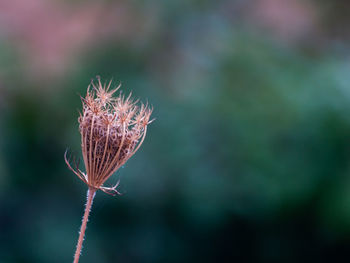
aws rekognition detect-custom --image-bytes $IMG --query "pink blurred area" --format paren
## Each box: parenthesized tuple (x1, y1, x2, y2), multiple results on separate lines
(245, 0, 319, 43)
(0, 0, 326, 80)
(0, 0, 147, 78)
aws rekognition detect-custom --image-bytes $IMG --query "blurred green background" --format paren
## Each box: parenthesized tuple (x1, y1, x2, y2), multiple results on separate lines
(1, 0, 350, 262)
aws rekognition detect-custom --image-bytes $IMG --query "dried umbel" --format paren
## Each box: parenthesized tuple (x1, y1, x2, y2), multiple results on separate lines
(65, 78, 153, 195)
(65, 78, 153, 263)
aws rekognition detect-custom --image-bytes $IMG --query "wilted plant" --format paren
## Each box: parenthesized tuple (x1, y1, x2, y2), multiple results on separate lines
(65, 77, 153, 263)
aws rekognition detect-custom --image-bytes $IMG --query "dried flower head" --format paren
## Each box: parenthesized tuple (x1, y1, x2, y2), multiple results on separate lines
(65, 77, 153, 195)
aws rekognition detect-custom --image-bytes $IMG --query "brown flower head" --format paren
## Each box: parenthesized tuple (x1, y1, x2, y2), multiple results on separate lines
(65, 77, 153, 195)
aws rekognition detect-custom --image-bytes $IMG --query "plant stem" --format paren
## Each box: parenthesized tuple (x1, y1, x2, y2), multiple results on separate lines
(73, 187, 96, 263)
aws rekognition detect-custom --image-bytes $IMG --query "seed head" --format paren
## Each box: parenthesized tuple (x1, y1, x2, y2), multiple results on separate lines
(65, 77, 153, 195)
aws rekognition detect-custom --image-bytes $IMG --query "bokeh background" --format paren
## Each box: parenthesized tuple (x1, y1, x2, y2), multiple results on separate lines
(1, 0, 350, 262)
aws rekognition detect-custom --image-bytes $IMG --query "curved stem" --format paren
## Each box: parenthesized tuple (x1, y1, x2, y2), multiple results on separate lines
(73, 188, 96, 263)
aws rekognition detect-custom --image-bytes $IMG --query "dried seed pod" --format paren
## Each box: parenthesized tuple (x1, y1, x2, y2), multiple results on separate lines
(65, 77, 153, 195)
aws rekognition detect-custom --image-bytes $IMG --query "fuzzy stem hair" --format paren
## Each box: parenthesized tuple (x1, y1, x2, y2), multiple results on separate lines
(73, 188, 96, 263)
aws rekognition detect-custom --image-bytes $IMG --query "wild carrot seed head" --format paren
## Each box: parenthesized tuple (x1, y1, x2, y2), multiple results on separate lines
(65, 77, 153, 195)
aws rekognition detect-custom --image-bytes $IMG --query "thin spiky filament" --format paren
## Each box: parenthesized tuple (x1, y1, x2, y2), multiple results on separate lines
(66, 77, 153, 195)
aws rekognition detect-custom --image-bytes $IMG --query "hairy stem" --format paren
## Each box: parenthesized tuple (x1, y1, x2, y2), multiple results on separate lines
(73, 188, 96, 263)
